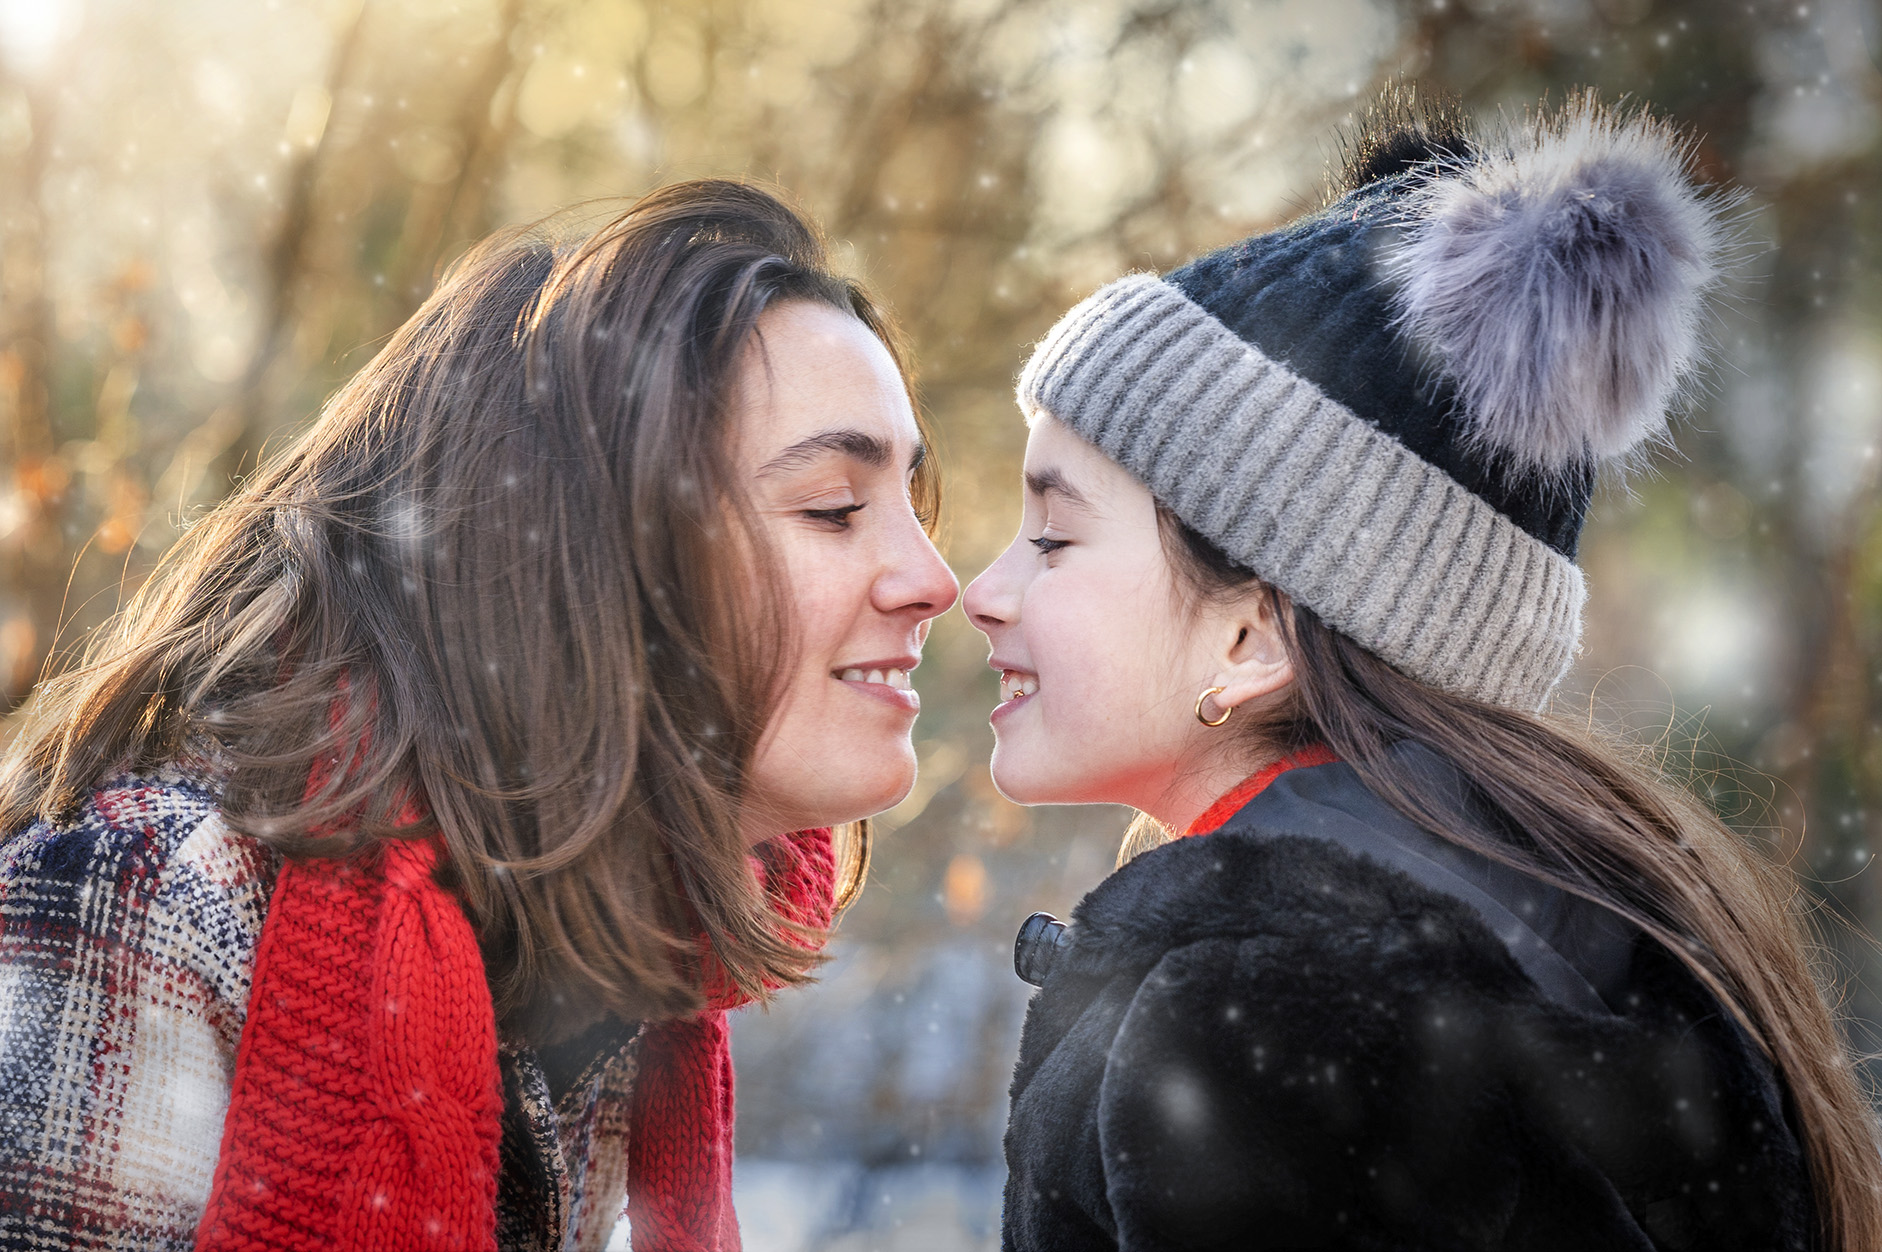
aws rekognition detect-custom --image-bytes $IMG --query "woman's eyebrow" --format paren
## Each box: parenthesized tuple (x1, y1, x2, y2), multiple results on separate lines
(1024, 466, 1095, 513)
(758, 428, 917, 477)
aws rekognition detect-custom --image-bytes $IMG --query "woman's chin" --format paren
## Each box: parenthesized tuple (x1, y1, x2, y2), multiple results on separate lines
(743, 750, 916, 836)
(823, 760, 919, 827)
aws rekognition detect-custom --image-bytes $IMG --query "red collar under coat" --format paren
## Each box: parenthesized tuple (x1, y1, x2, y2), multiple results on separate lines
(1182, 745, 1341, 838)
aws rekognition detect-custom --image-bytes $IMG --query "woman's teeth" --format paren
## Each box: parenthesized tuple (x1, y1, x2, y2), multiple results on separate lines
(838, 667, 913, 691)
(1000, 670, 1039, 701)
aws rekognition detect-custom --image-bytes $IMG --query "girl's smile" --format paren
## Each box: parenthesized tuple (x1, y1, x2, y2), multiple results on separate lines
(990, 663, 1040, 725)
(996, 668, 1039, 704)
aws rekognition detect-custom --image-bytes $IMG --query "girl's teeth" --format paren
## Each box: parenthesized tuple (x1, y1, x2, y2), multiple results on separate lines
(1000, 671, 1039, 700)
(840, 668, 864, 682)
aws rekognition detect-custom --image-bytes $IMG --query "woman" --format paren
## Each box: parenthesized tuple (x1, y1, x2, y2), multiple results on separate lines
(966, 94, 1882, 1251)
(0, 180, 957, 1251)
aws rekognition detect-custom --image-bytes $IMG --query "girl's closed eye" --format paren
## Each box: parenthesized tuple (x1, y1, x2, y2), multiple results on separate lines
(1029, 535, 1069, 555)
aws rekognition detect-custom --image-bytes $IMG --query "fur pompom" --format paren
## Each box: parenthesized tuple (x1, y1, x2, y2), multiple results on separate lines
(1384, 95, 1729, 472)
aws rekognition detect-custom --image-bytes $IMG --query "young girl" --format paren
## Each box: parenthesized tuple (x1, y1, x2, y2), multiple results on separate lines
(0, 180, 957, 1251)
(967, 96, 1882, 1251)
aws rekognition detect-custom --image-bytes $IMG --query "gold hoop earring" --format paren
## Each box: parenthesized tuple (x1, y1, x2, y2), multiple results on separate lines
(1195, 685, 1232, 727)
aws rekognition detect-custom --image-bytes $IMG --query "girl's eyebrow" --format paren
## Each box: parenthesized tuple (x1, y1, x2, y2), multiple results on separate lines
(1024, 466, 1096, 513)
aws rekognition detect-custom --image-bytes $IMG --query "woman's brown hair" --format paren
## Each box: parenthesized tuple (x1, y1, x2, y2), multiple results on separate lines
(0, 179, 937, 1039)
(1145, 505, 1882, 1252)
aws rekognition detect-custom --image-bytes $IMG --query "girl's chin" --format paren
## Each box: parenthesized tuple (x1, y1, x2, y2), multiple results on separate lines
(987, 752, 1076, 808)
(991, 745, 1135, 809)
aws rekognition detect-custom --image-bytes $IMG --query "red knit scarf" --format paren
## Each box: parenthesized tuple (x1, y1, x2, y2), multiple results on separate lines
(194, 826, 836, 1252)
(625, 830, 835, 1252)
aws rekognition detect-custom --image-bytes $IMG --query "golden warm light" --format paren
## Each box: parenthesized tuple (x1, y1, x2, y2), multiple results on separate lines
(1, 3, 1878, 1248)
(942, 852, 988, 927)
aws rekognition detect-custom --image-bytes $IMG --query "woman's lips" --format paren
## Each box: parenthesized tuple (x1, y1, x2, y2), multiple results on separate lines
(834, 666, 920, 712)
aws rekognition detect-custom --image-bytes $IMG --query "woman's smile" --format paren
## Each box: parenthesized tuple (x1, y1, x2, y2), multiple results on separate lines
(833, 658, 921, 711)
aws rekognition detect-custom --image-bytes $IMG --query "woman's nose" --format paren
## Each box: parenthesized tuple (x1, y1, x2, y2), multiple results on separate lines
(882, 523, 959, 621)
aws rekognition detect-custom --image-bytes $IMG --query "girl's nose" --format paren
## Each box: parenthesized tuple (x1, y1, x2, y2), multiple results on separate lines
(963, 549, 1017, 634)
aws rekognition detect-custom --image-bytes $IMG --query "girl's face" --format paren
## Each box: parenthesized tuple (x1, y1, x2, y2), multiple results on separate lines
(735, 301, 959, 840)
(962, 416, 1291, 829)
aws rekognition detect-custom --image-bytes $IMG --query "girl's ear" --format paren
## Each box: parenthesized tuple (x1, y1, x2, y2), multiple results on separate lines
(1210, 589, 1294, 711)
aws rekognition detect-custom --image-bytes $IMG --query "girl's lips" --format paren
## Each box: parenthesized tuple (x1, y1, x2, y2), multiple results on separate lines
(989, 689, 1033, 724)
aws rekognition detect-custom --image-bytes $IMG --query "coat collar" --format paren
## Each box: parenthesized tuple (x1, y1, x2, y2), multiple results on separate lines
(1054, 757, 1366, 981)
(1052, 746, 1634, 1009)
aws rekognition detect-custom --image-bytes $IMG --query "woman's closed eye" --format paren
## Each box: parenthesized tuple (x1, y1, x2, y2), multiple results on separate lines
(1029, 535, 1069, 555)
(805, 502, 867, 529)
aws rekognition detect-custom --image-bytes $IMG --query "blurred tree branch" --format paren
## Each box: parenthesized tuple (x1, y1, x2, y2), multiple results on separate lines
(199, 0, 373, 495)
(0, 19, 85, 709)
(390, 0, 531, 313)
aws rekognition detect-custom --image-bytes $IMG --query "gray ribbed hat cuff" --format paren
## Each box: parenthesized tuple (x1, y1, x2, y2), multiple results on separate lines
(1018, 274, 1584, 711)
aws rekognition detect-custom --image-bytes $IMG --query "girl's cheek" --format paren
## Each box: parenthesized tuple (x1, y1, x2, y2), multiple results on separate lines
(1031, 578, 1093, 654)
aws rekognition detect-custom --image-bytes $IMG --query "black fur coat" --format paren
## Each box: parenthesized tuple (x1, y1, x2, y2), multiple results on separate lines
(1001, 758, 1816, 1251)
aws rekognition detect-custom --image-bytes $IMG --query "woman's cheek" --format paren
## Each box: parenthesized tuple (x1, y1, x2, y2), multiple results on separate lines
(781, 541, 844, 653)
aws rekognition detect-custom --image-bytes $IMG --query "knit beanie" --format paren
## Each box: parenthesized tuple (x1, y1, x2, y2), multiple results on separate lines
(1017, 92, 1729, 709)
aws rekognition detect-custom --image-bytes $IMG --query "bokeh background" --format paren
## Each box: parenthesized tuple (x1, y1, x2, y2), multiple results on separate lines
(1, 0, 1879, 1247)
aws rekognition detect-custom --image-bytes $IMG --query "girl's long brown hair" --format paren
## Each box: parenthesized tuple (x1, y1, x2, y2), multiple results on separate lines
(0, 180, 937, 1040)
(1151, 505, 1882, 1252)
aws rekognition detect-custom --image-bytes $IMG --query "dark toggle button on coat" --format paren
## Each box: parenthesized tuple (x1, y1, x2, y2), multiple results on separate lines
(1016, 911, 1072, 987)
(1001, 753, 1816, 1252)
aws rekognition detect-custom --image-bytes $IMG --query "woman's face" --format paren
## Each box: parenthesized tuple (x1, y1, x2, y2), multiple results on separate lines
(962, 415, 1290, 828)
(735, 300, 958, 840)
